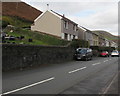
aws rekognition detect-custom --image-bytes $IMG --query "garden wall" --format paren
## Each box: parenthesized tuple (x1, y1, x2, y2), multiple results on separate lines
(2, 44, 74, 71)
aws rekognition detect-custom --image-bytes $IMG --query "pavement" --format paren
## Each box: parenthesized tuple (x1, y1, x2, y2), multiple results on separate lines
(1, 57, 119, 95)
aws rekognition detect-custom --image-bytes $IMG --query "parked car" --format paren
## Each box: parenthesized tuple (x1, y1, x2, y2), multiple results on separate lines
(100, 51, 109, 57)
(111, 50, 119, 57)
(74, 48, 93, 61)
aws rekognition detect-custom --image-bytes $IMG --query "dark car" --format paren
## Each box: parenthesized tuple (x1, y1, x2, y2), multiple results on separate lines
(100, 51, 109, 57)
(74, 48, 93, 61)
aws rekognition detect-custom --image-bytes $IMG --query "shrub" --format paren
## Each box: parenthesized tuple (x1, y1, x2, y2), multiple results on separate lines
(2, 20, 10, 28)
(28, 38, 33, 42)
(71, 39, 89, 48)
(90, 46, 115, 52)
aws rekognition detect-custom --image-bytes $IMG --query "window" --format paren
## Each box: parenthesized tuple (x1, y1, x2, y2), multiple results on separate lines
(64, 33, 68, 40)
(69, 34, 71, 40)
(64, 21, 68, 29)
(73, 35, 75, 39)
(73, 24, 77, 31)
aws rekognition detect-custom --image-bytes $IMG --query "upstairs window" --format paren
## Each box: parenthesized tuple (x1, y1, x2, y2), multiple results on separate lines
(73, 24, 77, 31)
(64, 21, 68, 29)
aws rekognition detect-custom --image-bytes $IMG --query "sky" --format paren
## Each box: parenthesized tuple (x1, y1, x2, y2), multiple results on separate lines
(21, 0, 119, 36)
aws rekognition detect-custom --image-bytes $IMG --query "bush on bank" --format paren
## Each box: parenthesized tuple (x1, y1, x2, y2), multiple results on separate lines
(90, 46, 115, 52)
(70, 39, 89, 49)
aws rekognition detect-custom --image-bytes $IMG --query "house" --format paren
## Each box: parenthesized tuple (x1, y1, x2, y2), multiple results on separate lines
(79, 26, 93, 46)
(105, 39, 110, 47)
(78, 27, 85, 40)
(95, 31, 106, 46)
(92, 32, 99, 46)
(31, 10, 78, 41)
(98, 36, 106, 46)
(110, 41, 118, 48)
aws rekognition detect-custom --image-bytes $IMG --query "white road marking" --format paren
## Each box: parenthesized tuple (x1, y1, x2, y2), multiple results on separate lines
(103, 73, 118, 94)
(68, 67, 87, 74)
(92, 62, 101, 66)
(1, 77, 55, 95)
(104, 60, 108, 62)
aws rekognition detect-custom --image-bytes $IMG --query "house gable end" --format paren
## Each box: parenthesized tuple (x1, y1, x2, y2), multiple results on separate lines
(31, 10, 62, 37)
(34, 10, 62, 22)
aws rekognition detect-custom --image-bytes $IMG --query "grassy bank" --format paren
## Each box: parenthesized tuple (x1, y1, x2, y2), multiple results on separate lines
(3, 27, 69, 46)
(2, 16, 32, 28)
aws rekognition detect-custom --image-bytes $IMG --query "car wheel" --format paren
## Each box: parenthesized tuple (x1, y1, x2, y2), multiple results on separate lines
(85, 57, 88, 61)
(90, 56, 92, 60)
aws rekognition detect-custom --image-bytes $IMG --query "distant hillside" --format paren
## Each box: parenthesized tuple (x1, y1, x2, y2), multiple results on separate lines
(92, 30, 118, 43)
(2, 2, 42, 22)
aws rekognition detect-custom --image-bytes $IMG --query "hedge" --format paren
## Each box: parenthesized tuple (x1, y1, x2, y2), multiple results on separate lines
(70, 39, 89, 49)
(90, 46, 115, 52)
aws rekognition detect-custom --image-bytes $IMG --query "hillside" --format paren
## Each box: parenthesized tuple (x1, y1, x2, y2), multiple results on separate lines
(2, 16, 32, 28)
(2, 2, 42, 22)
(92, 30, 118, 43)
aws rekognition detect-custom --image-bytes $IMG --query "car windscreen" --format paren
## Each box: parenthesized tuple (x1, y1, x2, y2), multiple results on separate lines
(112, 51, 118, 53)
(79, 49, 87, 54)
(76, 49, 82, 52)
(102, 51, 107, 53)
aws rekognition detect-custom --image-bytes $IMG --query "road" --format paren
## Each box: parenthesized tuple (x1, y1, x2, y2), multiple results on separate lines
(2, 57, 118, 95)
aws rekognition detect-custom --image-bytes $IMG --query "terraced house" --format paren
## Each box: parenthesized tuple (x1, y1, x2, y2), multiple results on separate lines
(79, 26, 94, 46)
(105, 39, 110, 47)
(98, 36, 106, 46)
(78, 27, 85, 40)
(92, 32, 99, 46)
(31, 10, 78, 41)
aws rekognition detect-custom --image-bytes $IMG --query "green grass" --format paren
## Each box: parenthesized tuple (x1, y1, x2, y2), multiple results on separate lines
(3, 27, 69, 46)
(2, 16, 32, 28)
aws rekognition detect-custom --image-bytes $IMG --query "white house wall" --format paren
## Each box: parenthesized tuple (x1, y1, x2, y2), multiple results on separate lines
(31, 11, 61, 37)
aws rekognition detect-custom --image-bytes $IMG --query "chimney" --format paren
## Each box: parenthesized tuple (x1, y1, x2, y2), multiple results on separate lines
(63, 14, 65, 17)
(47, 4, 49, 10)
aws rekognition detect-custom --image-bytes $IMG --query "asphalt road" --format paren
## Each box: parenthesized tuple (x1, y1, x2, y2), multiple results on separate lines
(2, 57, 118, 95)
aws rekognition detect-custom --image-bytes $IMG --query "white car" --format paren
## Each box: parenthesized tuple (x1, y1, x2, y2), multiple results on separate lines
(111, 50, 119, 57)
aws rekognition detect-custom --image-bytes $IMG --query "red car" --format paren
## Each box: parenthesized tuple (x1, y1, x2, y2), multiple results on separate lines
(100, 51, 109, 57)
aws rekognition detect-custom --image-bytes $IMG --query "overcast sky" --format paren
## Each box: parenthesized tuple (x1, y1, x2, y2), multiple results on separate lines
(21, 0, 119, 36)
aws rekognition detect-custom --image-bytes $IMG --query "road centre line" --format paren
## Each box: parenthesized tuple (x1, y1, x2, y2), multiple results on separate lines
(104, 60, 108, 62)
(68, 67, 87, 74)
(92, 62, 101, 66)
(1, 77, 55, 95)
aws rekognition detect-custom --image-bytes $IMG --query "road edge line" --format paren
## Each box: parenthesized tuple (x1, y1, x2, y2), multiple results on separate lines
(1, 77, 55, 95)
